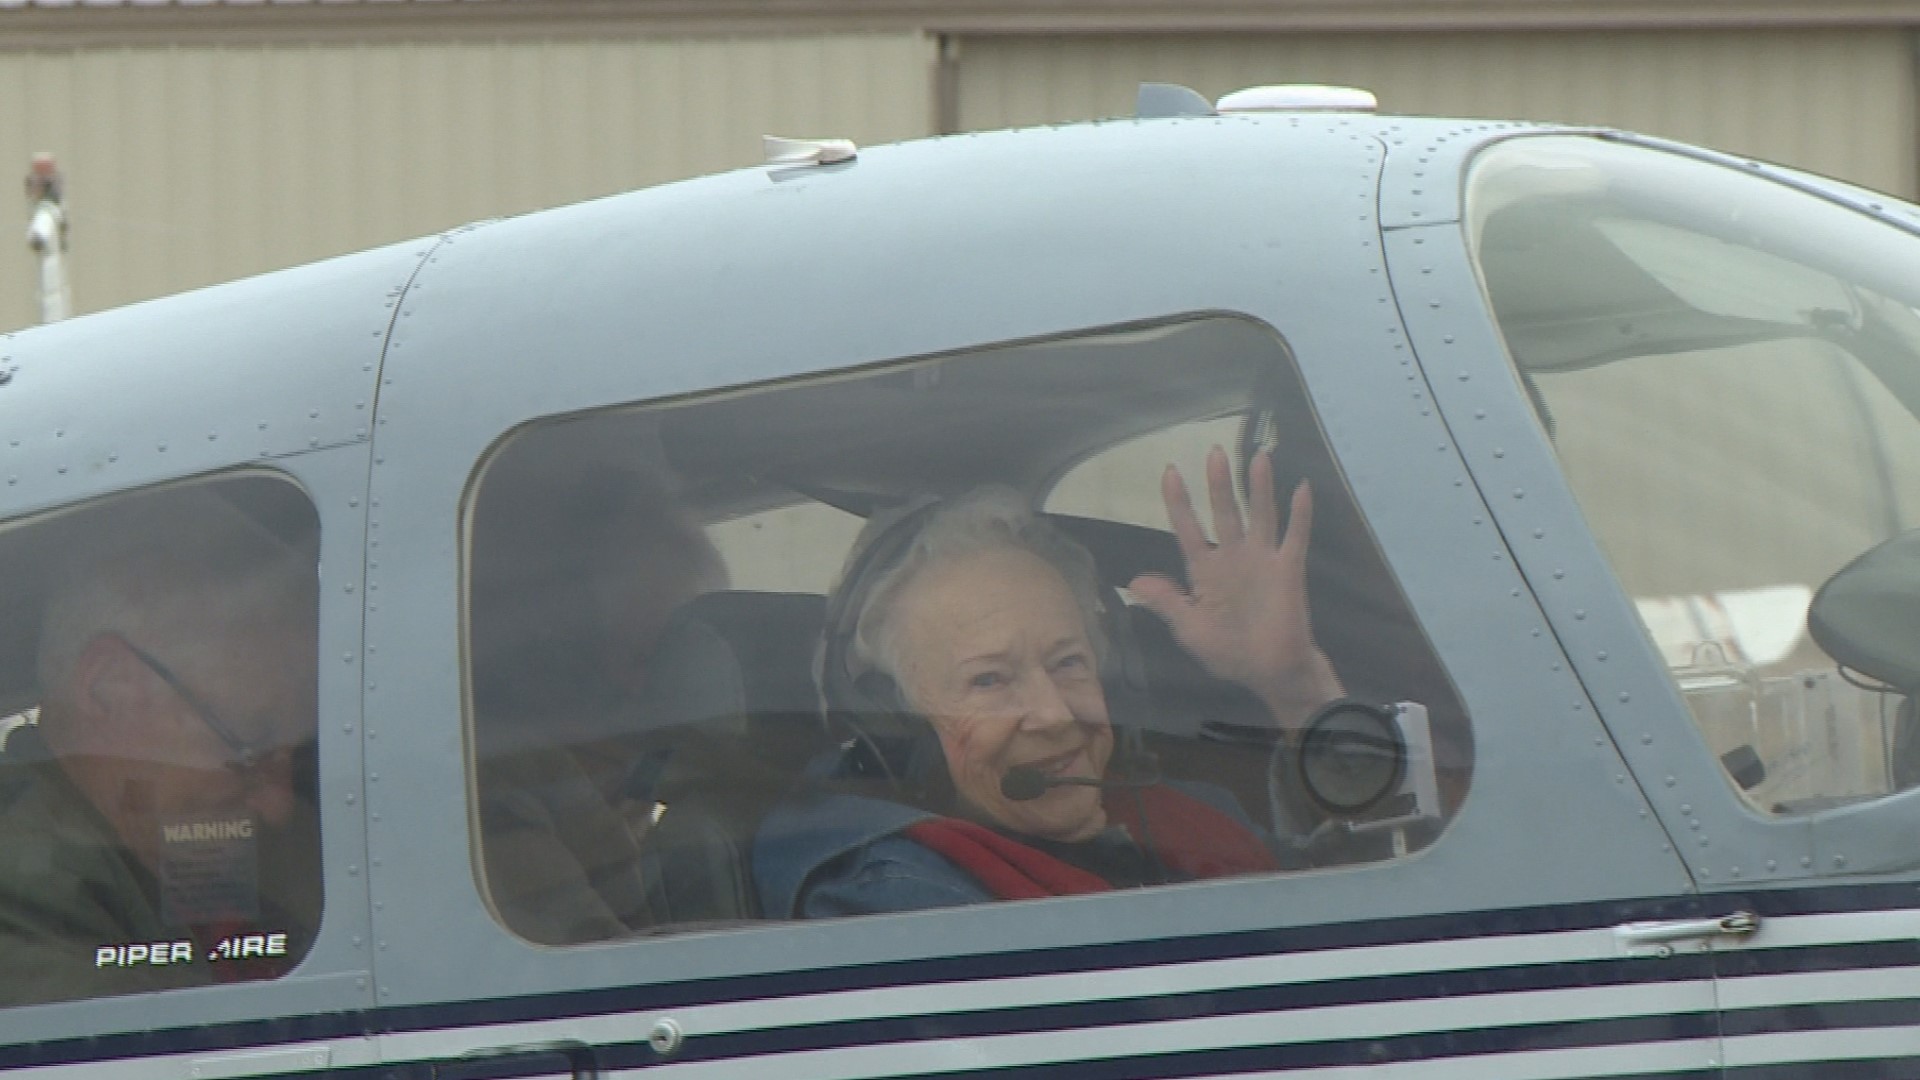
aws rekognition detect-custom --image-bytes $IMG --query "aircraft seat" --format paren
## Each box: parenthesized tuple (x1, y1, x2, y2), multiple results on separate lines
(628, 591, 830, 925)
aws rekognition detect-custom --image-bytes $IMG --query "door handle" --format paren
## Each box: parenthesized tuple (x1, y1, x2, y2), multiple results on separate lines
(1614, 911, 1760, 955)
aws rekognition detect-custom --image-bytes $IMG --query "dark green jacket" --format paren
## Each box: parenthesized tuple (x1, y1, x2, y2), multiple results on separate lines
(0, 729, 204, 1006)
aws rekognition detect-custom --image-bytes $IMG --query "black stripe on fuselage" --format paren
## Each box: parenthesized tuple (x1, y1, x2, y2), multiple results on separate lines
(0, 952, 1721, 1072)
(604, 953, 1715, 1064)
(0, 941, 1695, 1071)
(371, 883, 1920, 1037)
(3, 883, 1918, 1072)
(304, 1010, 1728, 1080)
(607, 1010, 1723, 1075)
(1722, 999, 1920, 1039)
(1730, 884, 1920, 919)
(1716, 939, 1920, 979)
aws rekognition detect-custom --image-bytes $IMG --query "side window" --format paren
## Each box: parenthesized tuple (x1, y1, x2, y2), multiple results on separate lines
(1469, 136, 1920, 814)
(464, 315, 1471, 945)
(0, 475, 321, 1006)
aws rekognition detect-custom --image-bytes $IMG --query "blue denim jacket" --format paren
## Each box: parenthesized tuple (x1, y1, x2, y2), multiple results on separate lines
(753, 792, 989, 918)
(753, 783, 1270, 919)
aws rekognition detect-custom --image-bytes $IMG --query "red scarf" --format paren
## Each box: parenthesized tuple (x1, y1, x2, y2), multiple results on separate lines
(901, 786, 1277, 900)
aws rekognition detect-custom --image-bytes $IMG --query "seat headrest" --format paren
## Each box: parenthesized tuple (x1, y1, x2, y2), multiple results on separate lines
(634, 591, 828, 741)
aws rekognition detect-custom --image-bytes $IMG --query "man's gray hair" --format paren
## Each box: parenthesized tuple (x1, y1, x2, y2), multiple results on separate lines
(35, 483, 316, 704)
(838, 485, 1110, 693)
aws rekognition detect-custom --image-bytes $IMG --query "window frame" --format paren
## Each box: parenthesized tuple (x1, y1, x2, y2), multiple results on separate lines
(0, 451, 377, 1042)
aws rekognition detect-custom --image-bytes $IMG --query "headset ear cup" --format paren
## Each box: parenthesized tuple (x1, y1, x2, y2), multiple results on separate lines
(852, 670, 904, 714)
(853, 670, 948, 797)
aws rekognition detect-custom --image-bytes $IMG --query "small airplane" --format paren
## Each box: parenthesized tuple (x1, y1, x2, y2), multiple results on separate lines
(1, 80, 1918, 1078)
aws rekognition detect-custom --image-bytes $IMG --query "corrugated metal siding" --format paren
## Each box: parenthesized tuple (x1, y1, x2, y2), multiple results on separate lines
(956, 29, 1917, 197)
(0, 34, 932, 328)
(0, 28, 1911, 330)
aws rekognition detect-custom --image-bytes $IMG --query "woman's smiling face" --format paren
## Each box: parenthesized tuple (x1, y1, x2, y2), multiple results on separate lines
(891, 547, 1113, 841)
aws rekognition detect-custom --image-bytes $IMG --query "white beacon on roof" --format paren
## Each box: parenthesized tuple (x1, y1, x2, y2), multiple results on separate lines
(1215, 84, 1379, 113)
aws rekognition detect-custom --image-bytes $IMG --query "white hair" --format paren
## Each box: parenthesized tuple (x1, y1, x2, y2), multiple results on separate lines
(839, 485, 1110, 691)
(35, 484, 316, 707)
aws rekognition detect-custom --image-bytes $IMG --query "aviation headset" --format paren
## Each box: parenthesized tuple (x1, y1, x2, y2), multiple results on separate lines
(816, 492, 1155, 806)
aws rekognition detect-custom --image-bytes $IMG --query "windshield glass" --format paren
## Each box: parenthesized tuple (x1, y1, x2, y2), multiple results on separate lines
(1468, 136, 1920, 815)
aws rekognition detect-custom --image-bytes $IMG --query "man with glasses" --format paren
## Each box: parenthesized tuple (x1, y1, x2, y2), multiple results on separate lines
(0, 484, 319, 1006)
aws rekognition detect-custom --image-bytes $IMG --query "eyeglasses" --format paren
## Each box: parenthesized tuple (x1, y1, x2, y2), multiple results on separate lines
(119, 637, 268, 770)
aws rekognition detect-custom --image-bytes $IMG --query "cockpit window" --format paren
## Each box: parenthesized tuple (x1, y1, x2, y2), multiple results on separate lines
(0, 474, 321, 1006)
(1469, 135, 1920, 814)
(463, 315, 1471, 943)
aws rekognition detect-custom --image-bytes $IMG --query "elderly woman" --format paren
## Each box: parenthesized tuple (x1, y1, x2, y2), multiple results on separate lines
(754, 447, 1344, 918)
